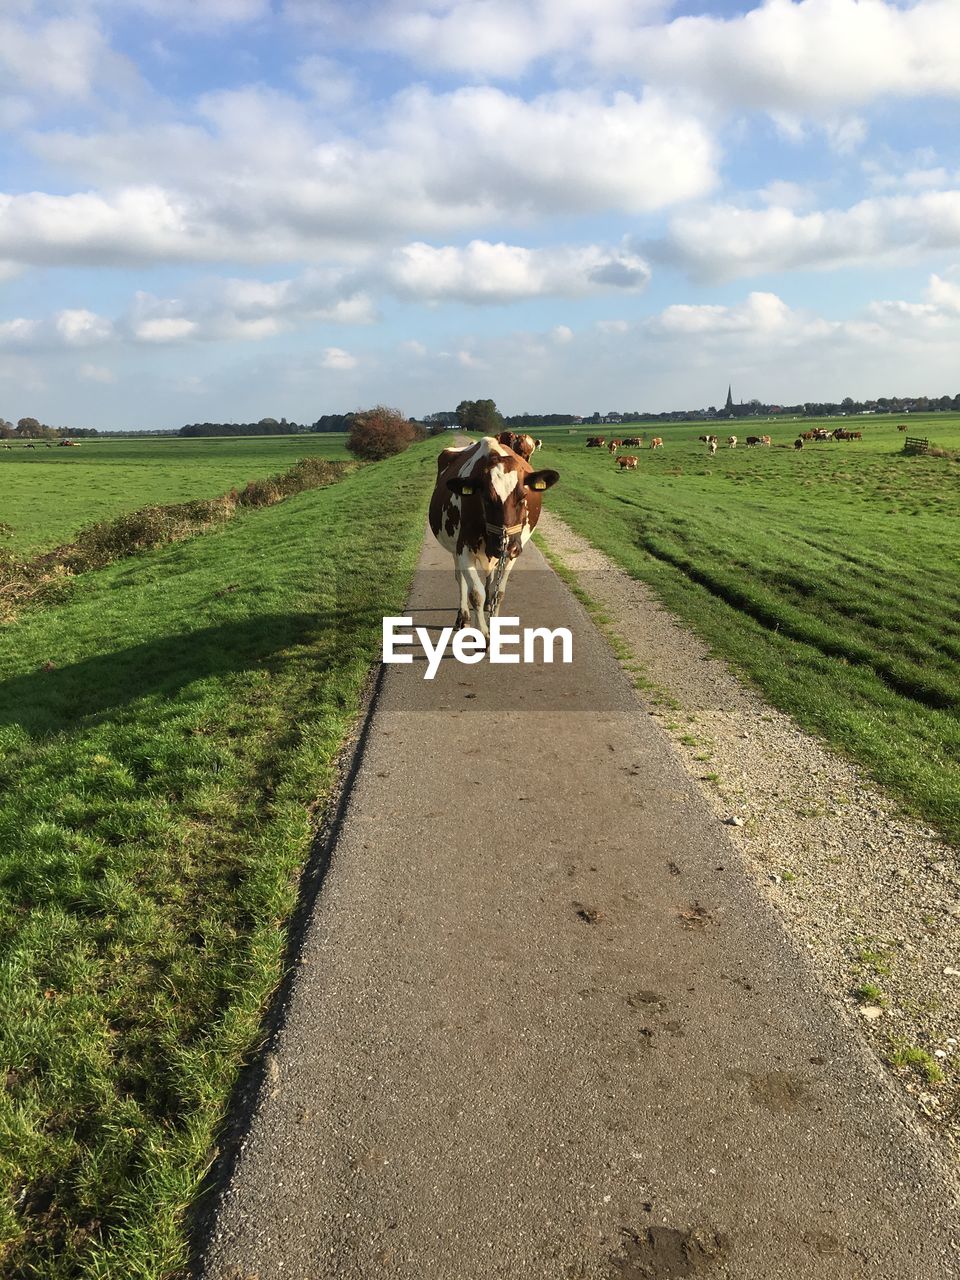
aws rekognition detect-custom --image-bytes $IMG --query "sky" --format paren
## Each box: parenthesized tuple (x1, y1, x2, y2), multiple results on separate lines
(1, 0, 960, 429)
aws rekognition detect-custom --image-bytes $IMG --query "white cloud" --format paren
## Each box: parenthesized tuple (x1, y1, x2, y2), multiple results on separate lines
(457, 349, 486, 369)
(79, 363, 117, 383)
(864, 153, 960, 194)
(18, 85, 716, 269)
(926, 272, 960, 314)
(285, 0, 672, 77)
(292, 55, 357, 107)
(0, 14, 136, 102)
(135, 317, 198, 342)
(597, 0, 960, 115)
(286, 0, 960, 134)
(319, 346, 357, 370)
(551, 325, 574, 344)
(55, 309, 114, 346)
(647, 291, 825, 343)
(0, 187, 203, 267)
(0, 318, 39, 346)
(824, 116, 867, 156)
(758, 180, 815, 211)
(651, 190, 960, 283)
(382, 240, 650, 303)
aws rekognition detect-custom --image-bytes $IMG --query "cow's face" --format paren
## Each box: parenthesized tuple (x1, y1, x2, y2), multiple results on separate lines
(448, 460, 558, 559)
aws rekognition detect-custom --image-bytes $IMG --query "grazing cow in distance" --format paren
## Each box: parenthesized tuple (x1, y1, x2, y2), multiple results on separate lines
(707, 439, 718, 455)
(727, 436, 737, 448)
(616, 454, 639, 470)
(25, 442, 36, 449)
(760, 435, 772, 446)
(650, 437, 663, 449)
(746, 435, 763, 446)
(534, 438, 543, 452)
(429, 436, 559, 637)
(608, 440, 620, 455)
(794, 437, 804, 450)
(898, 423, 908, 431)
(622, 436, 643, 447)
(586, 436, 606, 448)
(699, 434, 719, 445)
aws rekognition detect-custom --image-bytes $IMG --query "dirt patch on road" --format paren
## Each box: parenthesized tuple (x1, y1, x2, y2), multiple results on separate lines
(610, 1225, 729, 1278)
(539, 511, 960, 1161)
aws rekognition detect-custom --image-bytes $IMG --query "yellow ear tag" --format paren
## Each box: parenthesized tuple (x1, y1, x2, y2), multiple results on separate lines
(460, 484, 474, 495)
(532, 479, 547, 490)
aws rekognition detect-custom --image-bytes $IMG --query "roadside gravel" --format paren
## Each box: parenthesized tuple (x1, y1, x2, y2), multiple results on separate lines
(538, 509, 960, 1161)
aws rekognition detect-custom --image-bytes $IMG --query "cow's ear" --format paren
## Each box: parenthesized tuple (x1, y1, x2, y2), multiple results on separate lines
(524, 469, 559, 492)
(447, 476, 477, 496)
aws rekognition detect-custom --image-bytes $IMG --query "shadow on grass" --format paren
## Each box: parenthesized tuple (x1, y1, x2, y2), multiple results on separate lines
(0, 608, 382, 737)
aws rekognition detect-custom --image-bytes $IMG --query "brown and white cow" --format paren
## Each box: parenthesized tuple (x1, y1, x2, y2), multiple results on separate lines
(616, 454, 639, 470)
(429, 437, 559, 636)
(727, 435, 737, 448)
(650, 437, 663, 449)
(497, 430, 536, 461)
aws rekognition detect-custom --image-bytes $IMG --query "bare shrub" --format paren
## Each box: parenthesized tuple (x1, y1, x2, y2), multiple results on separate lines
(347, 406, 417, 461)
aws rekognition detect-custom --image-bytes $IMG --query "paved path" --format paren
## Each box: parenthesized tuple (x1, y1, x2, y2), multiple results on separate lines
(199, 527, 959, 1280)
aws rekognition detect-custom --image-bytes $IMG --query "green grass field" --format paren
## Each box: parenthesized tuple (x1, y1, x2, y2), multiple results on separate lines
(537, 413, 960, 844)
(0, 438, 437, 1278)
(0, 435, 350, 554)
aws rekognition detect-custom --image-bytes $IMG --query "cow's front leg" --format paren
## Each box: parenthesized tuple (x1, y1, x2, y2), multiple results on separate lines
(454, 567, 470, 630)
(462, 564, 488, 638)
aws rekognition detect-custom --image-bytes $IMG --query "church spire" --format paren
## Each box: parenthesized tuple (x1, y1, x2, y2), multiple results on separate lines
(725, 384, 734, 412)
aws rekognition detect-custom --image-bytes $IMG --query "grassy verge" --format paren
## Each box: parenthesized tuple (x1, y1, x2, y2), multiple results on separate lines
(0, 440, 437, 1277)
(540, 432, 960, 844)
(0, 434, 352, 555)
(0, 456, 355, 624)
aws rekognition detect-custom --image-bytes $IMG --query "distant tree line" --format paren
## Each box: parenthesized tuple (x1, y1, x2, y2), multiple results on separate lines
(588, 393, 960, 424)
(13, 385, 960, 443)
(180, 417, 307, 437)
(0, 416, 98, 439)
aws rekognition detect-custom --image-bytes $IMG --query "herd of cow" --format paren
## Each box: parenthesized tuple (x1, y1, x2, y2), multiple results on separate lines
(585, 425, 875, 463)
(1, 440, 80, 450)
